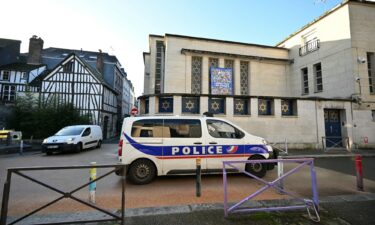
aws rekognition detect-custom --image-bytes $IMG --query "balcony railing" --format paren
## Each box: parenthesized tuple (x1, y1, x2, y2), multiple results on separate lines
(299, 39, 320, 56)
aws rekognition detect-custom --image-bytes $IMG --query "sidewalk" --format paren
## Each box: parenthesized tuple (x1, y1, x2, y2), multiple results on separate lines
(280, 148, 375, 158)
(6, 194, 375, 225)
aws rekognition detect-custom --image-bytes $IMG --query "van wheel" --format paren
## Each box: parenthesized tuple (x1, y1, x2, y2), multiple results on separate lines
(245, 155, 267, 178)
(128, 159, 156, 185)
(75, 143, 82, 153)
(97, 140, 102, 149)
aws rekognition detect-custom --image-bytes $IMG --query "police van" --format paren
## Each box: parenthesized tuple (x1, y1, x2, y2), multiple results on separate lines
(117, 116, 277, 184)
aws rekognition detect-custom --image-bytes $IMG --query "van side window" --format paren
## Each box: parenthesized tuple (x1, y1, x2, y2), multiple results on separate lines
(206, 120, 244, 139)
(131, 119, 202, 138)
(82, 128, 91, 137)
(131, 119, 164, 138)
(164, 119, 202, 138)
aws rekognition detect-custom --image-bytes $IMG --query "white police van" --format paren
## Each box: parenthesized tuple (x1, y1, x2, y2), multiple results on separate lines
(117, 116, 277, 184)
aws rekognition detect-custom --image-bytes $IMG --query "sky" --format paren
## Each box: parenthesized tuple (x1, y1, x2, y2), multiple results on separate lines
(1, 0, 344, 97)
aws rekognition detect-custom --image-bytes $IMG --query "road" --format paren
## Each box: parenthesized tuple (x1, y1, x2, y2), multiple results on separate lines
(1, 144, 374, 217)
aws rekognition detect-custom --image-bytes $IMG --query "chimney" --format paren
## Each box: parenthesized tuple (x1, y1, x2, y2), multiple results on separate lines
(27, 35, 44, 64)
(96, 49, 104, 75)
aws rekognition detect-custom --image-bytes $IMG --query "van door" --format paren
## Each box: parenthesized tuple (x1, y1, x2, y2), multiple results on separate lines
(161, 119, 206, 175)
(204, 119, 245, 172)
(81, 127, 93, 149)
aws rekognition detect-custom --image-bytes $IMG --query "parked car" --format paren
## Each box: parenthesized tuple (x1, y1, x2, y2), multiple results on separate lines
(42, 125, 103, 155)
(117, 116, 277, 184)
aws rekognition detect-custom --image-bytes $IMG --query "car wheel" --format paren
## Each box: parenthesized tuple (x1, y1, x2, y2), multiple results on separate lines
(46, 151, 53, 156)
(128, 159, 156, 185)
(75, 143, 82, 153)
(97, 140, 102, 149)
(245, 155, 267, 178)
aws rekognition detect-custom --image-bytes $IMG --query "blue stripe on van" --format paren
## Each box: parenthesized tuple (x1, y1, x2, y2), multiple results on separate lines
(123, 133, 268, 157)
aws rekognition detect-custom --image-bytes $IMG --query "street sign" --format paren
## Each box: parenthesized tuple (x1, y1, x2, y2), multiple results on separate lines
(131, 107, 138, 116)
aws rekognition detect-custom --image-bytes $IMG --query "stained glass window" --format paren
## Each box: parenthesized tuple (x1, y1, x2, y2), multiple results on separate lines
(182, 97, 200, 114)
(234, 98, 249, 115)
(258, 98, 273, 116)
(240, 61, 249, 95)
(209, 97, 225, 114)
(159, 97, 173, 113)
(281, 99, 297, 116)
(191, 56, 202, 94)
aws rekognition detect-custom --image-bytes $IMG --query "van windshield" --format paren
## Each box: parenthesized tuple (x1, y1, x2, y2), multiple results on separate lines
(55, 127, 84, 136)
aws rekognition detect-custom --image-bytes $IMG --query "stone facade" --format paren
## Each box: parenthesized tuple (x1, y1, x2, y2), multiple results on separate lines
(140, 0, 375, 149)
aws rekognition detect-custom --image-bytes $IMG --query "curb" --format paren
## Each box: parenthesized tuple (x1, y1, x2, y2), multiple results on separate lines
(280, 153, 375, 158)
(124, 193, 375, 218)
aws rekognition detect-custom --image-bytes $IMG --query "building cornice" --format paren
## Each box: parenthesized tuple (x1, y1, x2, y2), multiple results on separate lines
(181, 48, 292, 63)
(166, 33, 287, 50)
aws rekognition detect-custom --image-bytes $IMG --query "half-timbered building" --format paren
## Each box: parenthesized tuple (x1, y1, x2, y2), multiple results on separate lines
(37, 53, 118, 139)
(0, 63, 46, 103)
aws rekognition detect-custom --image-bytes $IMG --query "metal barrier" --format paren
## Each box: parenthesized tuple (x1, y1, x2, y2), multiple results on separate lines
(270, 138, 288, 154)
(0, 164, 126, 225)
(222, 158, 320, 222)
(321, 136, 350, 152)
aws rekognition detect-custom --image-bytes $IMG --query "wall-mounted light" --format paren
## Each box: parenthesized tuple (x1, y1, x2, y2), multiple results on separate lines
(357, 57, 367, 64)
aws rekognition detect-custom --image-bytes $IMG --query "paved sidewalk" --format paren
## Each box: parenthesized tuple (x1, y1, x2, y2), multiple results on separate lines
(280, 148, 375, 158)
(6, 194, 375, 225)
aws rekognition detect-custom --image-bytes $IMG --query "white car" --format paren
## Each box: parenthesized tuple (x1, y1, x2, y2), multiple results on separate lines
(117, 116, 277, 184)
(42, 125, 103, 155)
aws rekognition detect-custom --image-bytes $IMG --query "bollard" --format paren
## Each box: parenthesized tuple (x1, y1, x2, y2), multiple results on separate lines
(89, 162, 97, 203)
(196, 158, 201, 197)
(19, 140, 23, 155)
(355, 155, 364, 191)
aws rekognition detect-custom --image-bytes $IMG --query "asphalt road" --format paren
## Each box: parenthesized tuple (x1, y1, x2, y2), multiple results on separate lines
(1, 144, 375, 217)
(314, 157, 375, 181)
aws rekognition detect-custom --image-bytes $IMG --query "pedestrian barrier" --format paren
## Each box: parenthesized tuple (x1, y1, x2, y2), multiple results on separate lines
(270, 138, 288, 154)
(222, 158, 320, 222)
(322, 136, 350, 152)
(0, 164, 126, 225)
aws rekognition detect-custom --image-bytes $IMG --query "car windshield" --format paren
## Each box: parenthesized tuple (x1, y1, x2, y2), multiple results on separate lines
(55, 127, 84, 136)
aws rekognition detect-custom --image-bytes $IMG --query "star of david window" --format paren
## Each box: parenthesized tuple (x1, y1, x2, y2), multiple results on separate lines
(234, 98, 249, 115)
(240, 61, 249, 95)
(258, 98, 273, 116)
(209, 97, 225, 114)
(159, 97, 173, 113)
(281, 99, 297, 116)
(191, 56, 202, 94)
(182, 97, 200, 114)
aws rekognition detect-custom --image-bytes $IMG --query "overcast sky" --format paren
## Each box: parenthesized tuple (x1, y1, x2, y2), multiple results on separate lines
(1, 0, 344, 96)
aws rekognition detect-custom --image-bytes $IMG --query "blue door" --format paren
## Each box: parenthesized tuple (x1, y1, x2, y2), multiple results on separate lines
(324, 109, 342, 147)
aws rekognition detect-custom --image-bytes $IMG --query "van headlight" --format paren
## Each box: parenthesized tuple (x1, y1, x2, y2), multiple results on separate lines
(66, 138, 76, 144)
